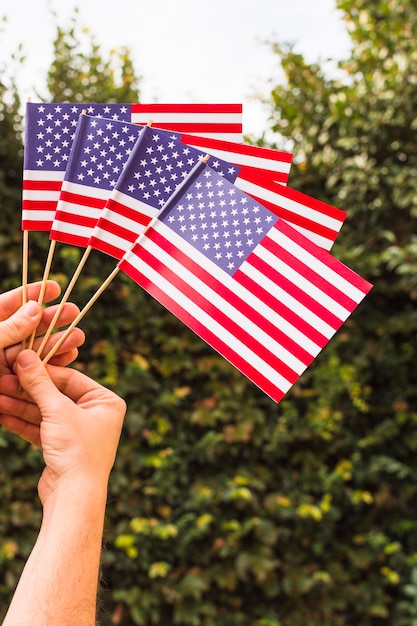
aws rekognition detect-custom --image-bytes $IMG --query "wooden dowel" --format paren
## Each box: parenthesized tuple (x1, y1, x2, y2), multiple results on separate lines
(36, 245, 92, 357)
(21, 230, 29, 350)
(27, 239, 57, 350)
(42, 266, 120, 364)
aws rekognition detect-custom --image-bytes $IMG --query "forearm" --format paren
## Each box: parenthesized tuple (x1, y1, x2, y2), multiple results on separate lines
(3, 481, 108, 626)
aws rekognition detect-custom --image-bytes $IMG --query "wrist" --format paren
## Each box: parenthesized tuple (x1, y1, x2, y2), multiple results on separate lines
(41, 473, 109, 515)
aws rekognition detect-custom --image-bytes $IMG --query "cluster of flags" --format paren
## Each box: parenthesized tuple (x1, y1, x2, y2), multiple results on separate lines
(22, 101, 372, 403)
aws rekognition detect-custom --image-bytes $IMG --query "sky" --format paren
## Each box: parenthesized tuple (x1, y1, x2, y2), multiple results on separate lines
(1, 0, 351, 137)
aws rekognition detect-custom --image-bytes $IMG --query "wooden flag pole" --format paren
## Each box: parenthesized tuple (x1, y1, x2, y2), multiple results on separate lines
(36, 244, 93, 357)
(27, 239, 57, 350)
(21, 230, 29, 350)
(21, 98, 33, 349)
(42, 266, 120, 364)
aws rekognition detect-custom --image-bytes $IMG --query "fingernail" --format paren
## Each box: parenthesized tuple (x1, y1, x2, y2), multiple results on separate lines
(18, 350, 37, 368)
(23, 301, 40, 318)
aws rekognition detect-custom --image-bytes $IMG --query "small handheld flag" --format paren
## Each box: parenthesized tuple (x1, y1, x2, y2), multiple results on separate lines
(118, 165, 372, 402)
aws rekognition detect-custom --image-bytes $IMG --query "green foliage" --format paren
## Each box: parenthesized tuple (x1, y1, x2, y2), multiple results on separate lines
(0, 43, 24, 289)
(1, 2, 417, 624)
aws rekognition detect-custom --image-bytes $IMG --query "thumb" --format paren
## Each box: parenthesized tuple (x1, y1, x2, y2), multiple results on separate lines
(15, 350, 65, 413)
(0, 301, 42, 350)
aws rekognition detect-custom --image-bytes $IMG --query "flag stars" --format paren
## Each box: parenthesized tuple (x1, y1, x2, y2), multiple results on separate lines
(163, 170, 278, 274)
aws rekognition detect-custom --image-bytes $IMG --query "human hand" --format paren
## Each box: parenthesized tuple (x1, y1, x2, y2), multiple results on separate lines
(0, 281, 85, 378)
(0, 350, 126, 505)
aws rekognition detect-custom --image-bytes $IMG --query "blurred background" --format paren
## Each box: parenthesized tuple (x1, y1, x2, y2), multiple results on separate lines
(1, 1, 417, 624)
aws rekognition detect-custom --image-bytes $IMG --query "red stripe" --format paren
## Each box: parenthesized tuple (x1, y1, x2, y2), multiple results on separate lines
(248, 178, 347, 223)
(143, 227, 317, 364)
(137, 122, 242, 134)
(277, 220, 372, 294)
(88, 237, 123, 260)
(234, 269, 328, 349)
(180, 133, 293, 163)
(23, 180, 62, 191)
(247, 192, 338, 241)
(119, 256, 285, 403)
(132, 103, 242, 114)
(53, 210, 98, 229)
(262, 234, 358, 312)
(93, 218, 137, 249)
(237, 166, 290, 185)
(104, 198, 153, 228)
(247, 251, 342, 331)
(22, 200, 57, 212)
(49, 230, 89, 247)
(22, 221, 52, 232)
(133, 240, 300, 383)
(59, 190, 107, 210)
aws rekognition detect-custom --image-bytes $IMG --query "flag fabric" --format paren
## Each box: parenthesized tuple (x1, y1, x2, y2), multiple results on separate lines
(88, 125, 240, 260)
(234, 174, 347, 251)
(22, 101, 243, 231)
(49, 114, 144, 247)
(179, 133, 293, 185)
(118, 164, 372, 403)
(131, 103, 243, 142)
(22, 102, 133, 231)
(178, 134, 346, 250)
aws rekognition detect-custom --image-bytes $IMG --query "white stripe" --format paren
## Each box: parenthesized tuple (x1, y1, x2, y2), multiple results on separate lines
(255, 244, 350, 321)
(91, 228, 131, 256)
(95, 211, 144, 241)
(134, 127, 242, 141)
(23, 170, 64, 181)
(141, 235, 308, 374)
(107, 190, 158, 220)
(22, 190, 60, 202)
(135, 222, 324, 354)
(180, 132, 242, 142)
(132, 112, 242, 124)
(240, 261, 335, 341)
(235, 178, 343, 232)
(271, 228, 366, 303)
(186, 145, 292, 174)
(54, 201, 103, 222)
(123, 244, 293, 395)
(61, 180, 112, 200)
(90, 192, 157, 244)
(288, 223, 333, 250)
(22, 210, 54, 222)
(51, 221, 93, 240)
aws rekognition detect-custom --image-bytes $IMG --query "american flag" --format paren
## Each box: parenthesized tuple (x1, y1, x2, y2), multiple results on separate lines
(23, 102, 133, 231)
(234, 174, 347, 251)
(88, 125, 239, 260)
(131, 103, 243, 142)
(118, 165, 372, 403)
(179, 133, 293, 185)
(23, 101, 244, 231)
(50, 114, 144, 247)
(178, 134, 345, 250)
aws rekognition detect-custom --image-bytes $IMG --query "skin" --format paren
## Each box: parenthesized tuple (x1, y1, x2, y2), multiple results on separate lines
(0, 280, 85, 376)
(0, 282, 126, 625)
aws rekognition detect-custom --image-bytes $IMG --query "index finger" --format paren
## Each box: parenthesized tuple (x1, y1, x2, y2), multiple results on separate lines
(44, 363, 112, 404)
(0, 282, 62, 322)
